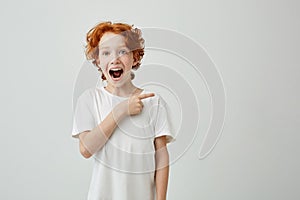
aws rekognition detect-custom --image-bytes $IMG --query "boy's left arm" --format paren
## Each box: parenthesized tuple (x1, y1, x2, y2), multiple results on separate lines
(154, 136, 169, 200)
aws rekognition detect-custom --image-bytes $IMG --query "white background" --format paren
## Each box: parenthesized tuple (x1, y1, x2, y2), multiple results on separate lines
(1, 0, 299, 199)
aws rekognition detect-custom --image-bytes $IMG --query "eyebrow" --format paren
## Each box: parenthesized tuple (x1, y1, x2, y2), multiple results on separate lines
(99, 45, 128, 50)
(99, 46, 109, 50)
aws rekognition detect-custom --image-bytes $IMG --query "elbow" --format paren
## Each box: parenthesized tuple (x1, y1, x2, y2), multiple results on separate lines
(155, 147, 170, 168)
(80, 148, 92, 159)
(79, 140, 92, 159)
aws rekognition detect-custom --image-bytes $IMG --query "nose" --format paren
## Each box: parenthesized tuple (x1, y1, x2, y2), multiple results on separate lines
(110, 51, 121, 65)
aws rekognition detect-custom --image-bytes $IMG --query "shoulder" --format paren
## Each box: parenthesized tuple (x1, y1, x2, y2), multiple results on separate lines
(77, 87, 99, 104)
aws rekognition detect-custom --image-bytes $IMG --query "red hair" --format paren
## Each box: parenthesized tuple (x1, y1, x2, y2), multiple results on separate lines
(85, 21, 145, 80)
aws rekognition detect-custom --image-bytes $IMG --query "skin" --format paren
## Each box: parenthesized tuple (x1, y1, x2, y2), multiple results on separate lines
(78, 32, 170, 200)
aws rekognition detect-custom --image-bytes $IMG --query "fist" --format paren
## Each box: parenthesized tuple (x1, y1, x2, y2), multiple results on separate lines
(125, 93, 155, 116)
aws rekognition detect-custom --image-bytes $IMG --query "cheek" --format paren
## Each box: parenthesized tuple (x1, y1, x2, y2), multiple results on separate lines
(98, 58, 109, 70)
(122, 56, 135, 67)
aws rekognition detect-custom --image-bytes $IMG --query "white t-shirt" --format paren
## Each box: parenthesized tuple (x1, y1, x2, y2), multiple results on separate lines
(72, 86, 174, 200)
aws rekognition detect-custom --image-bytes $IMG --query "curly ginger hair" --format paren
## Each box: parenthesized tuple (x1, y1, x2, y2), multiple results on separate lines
(85, 21, 145, 80)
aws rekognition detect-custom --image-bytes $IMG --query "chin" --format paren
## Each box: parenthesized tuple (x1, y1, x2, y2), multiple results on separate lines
(108, 77, 131, 87)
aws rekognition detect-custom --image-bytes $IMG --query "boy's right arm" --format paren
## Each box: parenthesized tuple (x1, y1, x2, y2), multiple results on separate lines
(78, 93, 155, 159)
(78, 101, 127, 158)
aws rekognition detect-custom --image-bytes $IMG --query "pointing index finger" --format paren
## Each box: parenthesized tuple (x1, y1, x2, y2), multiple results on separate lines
(138, 93, 155, 100)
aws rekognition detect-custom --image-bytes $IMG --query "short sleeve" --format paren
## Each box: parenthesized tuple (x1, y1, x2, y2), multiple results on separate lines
(153, 95, 175, 144)
(71, 91, 96, 138)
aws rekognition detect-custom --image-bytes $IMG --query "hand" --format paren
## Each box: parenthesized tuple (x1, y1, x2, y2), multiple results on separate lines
(124, 93, 155, 116)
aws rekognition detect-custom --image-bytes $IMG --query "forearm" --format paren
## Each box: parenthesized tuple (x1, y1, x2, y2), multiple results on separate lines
(79, 103, 127, 157)
(155, 146, 170, 200)
(78, 92, 154, 158)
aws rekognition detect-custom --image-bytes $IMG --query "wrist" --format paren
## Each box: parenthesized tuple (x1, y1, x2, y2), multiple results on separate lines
(156, 196, 166, 200)
(113, 101, 128, 121)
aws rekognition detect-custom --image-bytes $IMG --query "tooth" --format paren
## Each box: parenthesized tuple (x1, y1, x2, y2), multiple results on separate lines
(110, 68, 122, 71)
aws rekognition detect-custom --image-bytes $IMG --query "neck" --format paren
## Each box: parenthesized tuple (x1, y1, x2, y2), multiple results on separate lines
(105, 81, 140, 97)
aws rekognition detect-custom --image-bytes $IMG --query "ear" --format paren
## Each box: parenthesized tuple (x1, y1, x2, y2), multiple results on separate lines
(132, 52, 139, 67)
(95, 58, 100, 66)
(133, 60, 138, 67)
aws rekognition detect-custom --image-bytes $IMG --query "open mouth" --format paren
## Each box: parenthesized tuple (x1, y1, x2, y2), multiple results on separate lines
(109, 68, 124, 80)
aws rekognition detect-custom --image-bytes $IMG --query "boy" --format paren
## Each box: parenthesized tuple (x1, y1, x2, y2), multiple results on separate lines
(72, 21, 174, 200)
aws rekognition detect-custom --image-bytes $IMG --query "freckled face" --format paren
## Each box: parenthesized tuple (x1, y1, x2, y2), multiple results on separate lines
(98, 32, 137, 86)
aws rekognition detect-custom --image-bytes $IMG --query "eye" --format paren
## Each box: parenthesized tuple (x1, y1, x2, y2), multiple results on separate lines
(119, 49, 129, 55)
(101, 51, 110, 56)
